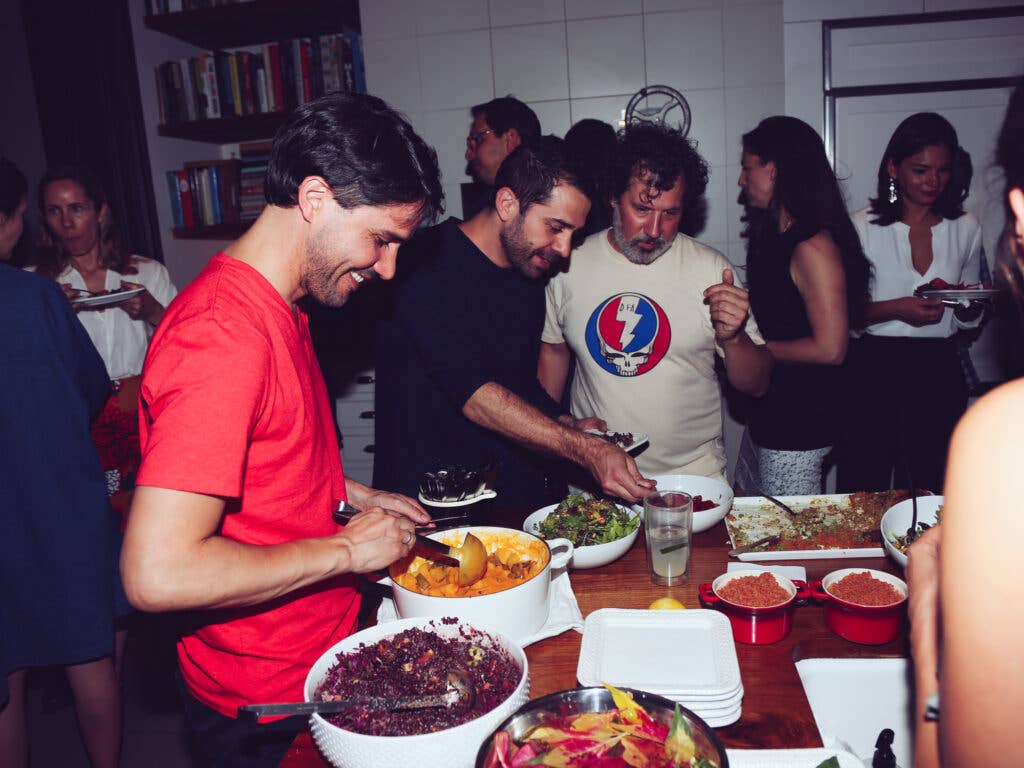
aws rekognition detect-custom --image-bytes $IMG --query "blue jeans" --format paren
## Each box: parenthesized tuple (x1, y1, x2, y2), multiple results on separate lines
(176, 670, 305, 768)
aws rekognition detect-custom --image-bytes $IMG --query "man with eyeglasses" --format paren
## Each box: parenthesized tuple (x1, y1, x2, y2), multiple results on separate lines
(375, 137, 654, 509)
(464, 96, 541, 187)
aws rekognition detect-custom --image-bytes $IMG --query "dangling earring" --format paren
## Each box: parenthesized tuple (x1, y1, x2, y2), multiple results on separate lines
(888, 177, 898, 205)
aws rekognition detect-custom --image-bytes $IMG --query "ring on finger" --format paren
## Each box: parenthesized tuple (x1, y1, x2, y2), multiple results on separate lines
(403, 530, 413, 546)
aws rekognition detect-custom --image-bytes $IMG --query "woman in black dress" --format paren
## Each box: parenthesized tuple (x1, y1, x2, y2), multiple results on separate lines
(736, 116, 870, 494)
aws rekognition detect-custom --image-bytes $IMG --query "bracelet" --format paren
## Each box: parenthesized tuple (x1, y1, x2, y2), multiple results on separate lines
(923, 692, 940, 722)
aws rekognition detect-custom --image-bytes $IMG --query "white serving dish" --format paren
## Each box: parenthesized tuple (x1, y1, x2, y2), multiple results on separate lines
(576, 608, 741, 697)
(305, 616, 529, 768)
(727, 494, 885, 561)
(584, 429, 650, 453)
(881, 495, 943, 568)
(631, 474, 734, 533)
(522, 502, 640, 569)
(388, 527, 572, 645)
(70, 286, 145, 308)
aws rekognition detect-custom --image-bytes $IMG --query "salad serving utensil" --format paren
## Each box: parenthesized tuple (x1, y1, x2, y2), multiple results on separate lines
(758, 491, 798, 517)
(238, 671, 474, 720)
(728, 534, 781, 557)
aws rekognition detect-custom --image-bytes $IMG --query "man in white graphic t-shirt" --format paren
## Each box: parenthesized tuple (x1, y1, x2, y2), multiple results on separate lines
(539, 123, 772, 479)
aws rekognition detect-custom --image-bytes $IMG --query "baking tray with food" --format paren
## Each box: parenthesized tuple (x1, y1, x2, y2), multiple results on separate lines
(724, 490, 914, 561)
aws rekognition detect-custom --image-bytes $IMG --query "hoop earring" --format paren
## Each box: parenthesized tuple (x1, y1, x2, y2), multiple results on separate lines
(888, 177, 898, 205)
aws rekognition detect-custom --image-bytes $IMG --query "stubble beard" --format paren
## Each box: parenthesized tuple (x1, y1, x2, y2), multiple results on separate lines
(303, 230, 353, 308)
(611, 205, 671, 265)
(500, 214, 550, 280)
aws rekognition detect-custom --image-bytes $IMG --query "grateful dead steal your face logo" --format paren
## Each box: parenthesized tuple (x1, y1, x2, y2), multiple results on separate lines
(585, 293, 671, 377)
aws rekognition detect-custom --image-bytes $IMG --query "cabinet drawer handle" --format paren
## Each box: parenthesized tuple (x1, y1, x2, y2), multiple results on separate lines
(356, 375, 375, 384)
(363, 445, 375, 454)
(359, 410, 375, 419)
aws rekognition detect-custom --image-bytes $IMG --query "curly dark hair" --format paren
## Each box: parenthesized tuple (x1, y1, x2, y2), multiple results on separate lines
(609, 122, 709, 233)
(867, 112, 969, 226)
(741, 115, 871, 327)
(266, 92, 444, 224)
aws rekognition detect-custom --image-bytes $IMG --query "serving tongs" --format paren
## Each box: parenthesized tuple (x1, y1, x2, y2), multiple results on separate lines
(238, 671, 475, 721)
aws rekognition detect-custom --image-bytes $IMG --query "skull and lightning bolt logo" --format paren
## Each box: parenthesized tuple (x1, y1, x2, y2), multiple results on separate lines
(585, 293, 671, 377)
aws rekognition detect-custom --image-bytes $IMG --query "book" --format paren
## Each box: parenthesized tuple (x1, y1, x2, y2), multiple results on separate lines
(201, 54, 221, 119)
(177, 169, 195, 228)
(290, 39, 304, 106)
(165, 171, 184, 228)
(255, 62, 269, 113)
(267, 43, 284, 112)
(261, 44, 276, 112)
(320, 35, 339, 95)
(228, 54, 243, 117)
(239, 50, 254, 115)
(349, 30, 366, 93)
(198, 168, 215, 225)
(309, 35, 323, 98)
(214, 50, 234, 117)
(339, 33, 354, 93)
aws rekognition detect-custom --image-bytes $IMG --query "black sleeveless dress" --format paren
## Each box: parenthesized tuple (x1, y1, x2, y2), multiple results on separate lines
(746, 222, 840, 451)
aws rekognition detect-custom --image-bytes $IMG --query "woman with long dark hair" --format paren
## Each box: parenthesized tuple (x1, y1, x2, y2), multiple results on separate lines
(32, 166, 177, 524)
(838, 113, 984, 493)
(907, 81, 1024, 768)
(735, 116, 870, 494)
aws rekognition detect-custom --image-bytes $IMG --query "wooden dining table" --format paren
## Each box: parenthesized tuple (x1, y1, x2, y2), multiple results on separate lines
(279, 502, 907, 766)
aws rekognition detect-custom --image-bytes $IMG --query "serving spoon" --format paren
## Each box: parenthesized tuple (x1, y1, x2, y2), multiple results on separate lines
(238, 671, 475, 720)
(336, 501, 489, 586)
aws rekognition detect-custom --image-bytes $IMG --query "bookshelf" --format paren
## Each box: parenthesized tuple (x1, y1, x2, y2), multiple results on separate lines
(144, 0, 360, 51)
(146, 0, 361, 239)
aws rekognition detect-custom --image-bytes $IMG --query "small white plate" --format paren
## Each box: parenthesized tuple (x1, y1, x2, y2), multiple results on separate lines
(417, 488, 497, 507)
(71, 287, 145, 308)
(585, 429, 649, 453)
(577, 608, 741, 696)
(917, 287, 999, 301)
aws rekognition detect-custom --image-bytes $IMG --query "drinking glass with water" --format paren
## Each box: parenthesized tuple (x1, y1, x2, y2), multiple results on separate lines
(644, 491, 693, 585)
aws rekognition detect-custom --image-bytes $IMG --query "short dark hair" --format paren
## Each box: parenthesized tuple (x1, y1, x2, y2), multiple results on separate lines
(266, 92, 444, 223)
(471, 96, 541, 144)
(492, 135, 592, 213)
(996, 79, 1024, 313)
(0, 158, 27, 217)
(868, 112, 969, 225)
(610, 122, 710, 221)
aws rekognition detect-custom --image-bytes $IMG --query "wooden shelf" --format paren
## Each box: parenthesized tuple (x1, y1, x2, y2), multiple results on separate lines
(144, 0, 360, 50)
(172, 223, 252, 240)
(158, 112, 287, 143)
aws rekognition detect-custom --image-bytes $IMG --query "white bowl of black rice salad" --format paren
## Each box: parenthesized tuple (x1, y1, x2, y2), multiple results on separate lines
(304, 616, 529, 768)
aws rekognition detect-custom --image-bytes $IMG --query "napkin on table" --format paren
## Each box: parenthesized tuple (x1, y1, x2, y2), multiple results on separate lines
(727, 561, 807, 583)
(376, 569, 584, 646)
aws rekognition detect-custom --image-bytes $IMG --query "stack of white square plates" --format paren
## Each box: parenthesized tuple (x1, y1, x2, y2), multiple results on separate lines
(576, 608, 743, 727)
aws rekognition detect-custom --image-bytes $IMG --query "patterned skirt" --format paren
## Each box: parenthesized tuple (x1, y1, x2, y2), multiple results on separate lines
(89, 376, 141, 529)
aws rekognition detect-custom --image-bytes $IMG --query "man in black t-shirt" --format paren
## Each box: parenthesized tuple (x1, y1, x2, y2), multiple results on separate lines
(374, 138, 654, 506)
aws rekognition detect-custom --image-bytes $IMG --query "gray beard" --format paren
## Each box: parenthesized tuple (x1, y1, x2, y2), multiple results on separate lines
(610, 206, 672, 265)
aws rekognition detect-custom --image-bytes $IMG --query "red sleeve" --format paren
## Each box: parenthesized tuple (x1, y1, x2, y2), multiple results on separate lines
(137, 312, 270, 498)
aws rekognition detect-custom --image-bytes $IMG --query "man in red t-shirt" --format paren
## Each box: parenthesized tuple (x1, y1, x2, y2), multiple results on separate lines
(121, 93, 444, 768)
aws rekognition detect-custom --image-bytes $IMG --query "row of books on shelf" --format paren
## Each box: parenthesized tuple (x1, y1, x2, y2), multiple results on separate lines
(164, 144, 269, 229)
(155, 32, 365, 125)
(145, 0, 254, 13)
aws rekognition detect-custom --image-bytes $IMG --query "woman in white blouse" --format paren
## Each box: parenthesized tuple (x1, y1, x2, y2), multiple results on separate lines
(33, 166, 177, 524)
(838, 113, 984, 494)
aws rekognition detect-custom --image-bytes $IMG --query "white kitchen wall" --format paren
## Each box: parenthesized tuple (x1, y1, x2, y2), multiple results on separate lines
(360, 0, 787, 274)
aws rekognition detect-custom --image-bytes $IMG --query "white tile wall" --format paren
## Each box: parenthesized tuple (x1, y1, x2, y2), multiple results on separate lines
(701, 165, 730, 243)
(420, 108, 473, 187)
(682, 87, 727, 167)
(415, 0, 490, 36)
(644, 9, 725, 91)
(492, 23, 570, 102)
(724, 83, 786, 162)
(360, 0, 418, 40)
(567, 16, 647, 99)
(418, 29, 494, 110)
(723, 2, 784, 87)
(783, 0, 922, 23)
(489, 0, 566, 27)
(569, 94, 632, 127)
(783, 20, 822, 134)
(643, 0, 721, 11)
(566, 0, 644, 20)
(363, 38, 423, 115)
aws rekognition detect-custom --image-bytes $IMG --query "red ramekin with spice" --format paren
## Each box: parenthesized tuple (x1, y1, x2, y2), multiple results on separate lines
(699, 571, 810, 645)
(811, 567, 907, 644)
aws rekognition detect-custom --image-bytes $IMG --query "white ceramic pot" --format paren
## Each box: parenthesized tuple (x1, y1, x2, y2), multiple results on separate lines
(389, 526, 573, 645)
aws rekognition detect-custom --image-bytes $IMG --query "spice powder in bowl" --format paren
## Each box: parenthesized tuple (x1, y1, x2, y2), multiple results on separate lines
(717, 572, 791, 608)
(828, 571, 903, 607)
